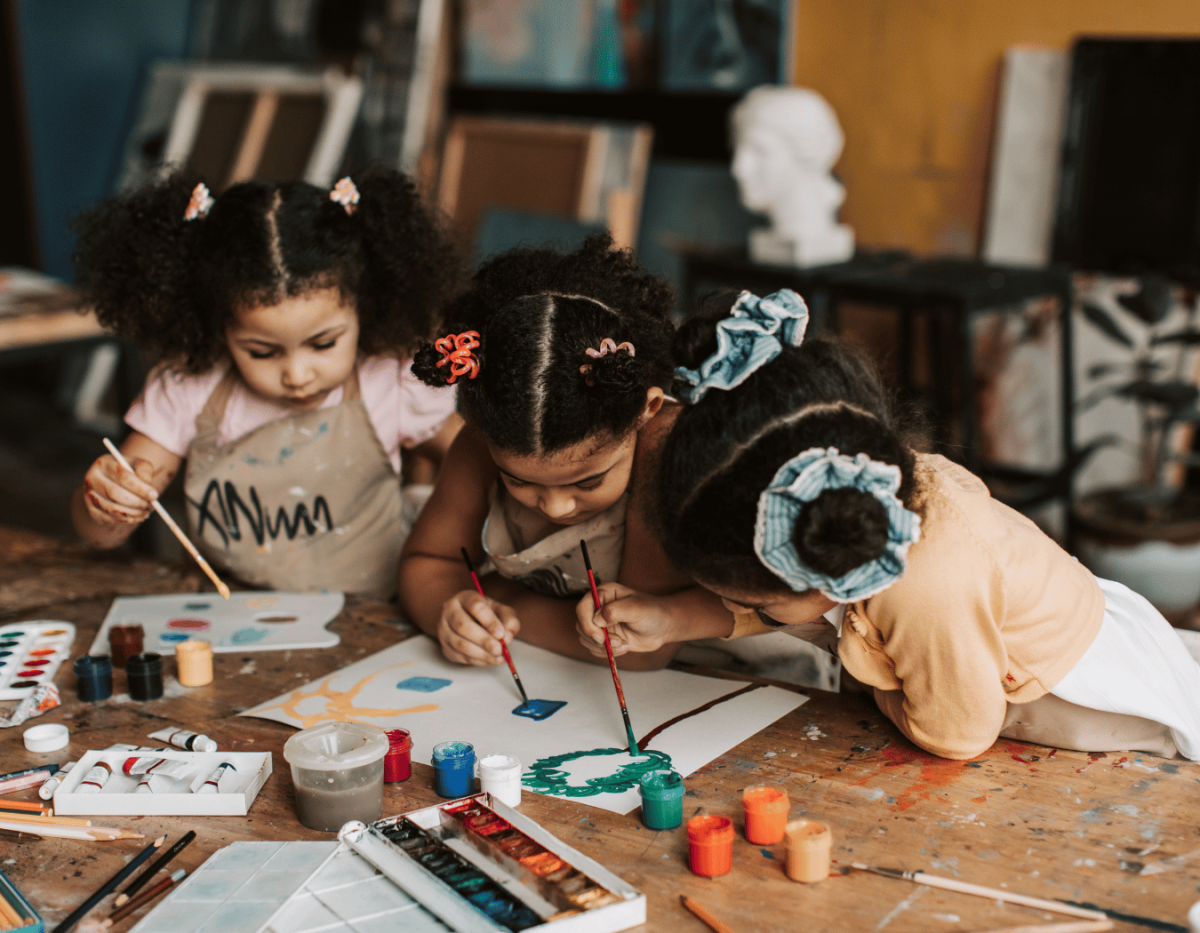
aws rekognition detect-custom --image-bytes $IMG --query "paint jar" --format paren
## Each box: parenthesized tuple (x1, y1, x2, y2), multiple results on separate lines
(108, 624, 144, 670)
(175, 639, 213, 687)
(687, 815, 734, 877)
(73, 655, 112, 702)
(638, 769, 684, 830)
(1189, 899, 1200, 933)
(431, 741, 476, 798)
(383, 729, 412, 783)
(742, 785, 789, 844)
(478, 754, 522, 808)
(283, 722, 389, 832)
(125, 653, 163, 701)
(785, 818, 832, 883)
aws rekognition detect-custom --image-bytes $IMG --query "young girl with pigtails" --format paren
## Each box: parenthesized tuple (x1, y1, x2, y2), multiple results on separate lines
(71, 168, 462, 599)
(398, 233, 733, 667)
(578, 288, 1200, 761)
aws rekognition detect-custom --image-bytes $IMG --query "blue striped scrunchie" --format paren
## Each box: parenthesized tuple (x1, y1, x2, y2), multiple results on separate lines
(753, 447, 921, 602)
(674, 289, 809, 403)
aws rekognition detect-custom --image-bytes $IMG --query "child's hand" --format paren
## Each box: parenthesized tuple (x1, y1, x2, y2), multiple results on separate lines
(81, 454, 158, 527)
(575, 582, 673, 658)
(438, 590, 520, 666)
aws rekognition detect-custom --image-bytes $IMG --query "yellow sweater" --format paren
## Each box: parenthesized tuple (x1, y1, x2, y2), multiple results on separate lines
(732, 454, 1105, 759)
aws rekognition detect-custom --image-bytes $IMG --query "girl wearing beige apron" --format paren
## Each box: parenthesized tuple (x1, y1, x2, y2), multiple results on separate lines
(185, 366, 404, 599)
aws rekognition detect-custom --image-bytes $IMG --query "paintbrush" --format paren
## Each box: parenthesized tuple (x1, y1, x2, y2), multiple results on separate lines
(461, 548, 529, 704)
(0, 826, 42, 843)
(105, 869, 186, 926)
(52, 834, 165, 933)
(102, 438, 230, 599)
(851, 864, 1109, 923)
(580, 539, 639, 753)
(113, 829, 195, 907)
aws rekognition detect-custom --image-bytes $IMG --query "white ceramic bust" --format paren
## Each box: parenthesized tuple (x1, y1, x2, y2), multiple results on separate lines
(731, 86, 855, 267)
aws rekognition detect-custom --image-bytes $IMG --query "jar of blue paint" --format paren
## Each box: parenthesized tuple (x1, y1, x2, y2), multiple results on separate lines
(73, 655, 112, 702)
(431, 741, 476, 798)
(639, 769, 684, 830)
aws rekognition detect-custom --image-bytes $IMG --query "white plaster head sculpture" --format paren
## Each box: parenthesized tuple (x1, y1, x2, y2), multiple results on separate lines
(731, 86, 855, 267)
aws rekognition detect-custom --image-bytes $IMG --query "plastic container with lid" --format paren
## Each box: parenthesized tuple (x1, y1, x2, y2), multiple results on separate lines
(638, 769, 684, 830)
(125, 653, 163, 701)
(742, 785, 788, 844)
(477, 753, 522, 807)
(431, 741, 475, 798)
(73, 655, 112, 702)
(383, 729, 412, 783)
(785, 818, 832, 882)
(687, 815, 734, 877)
(283, 722, 389, 832)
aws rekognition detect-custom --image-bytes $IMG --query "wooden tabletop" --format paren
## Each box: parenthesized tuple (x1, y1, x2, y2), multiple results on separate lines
(1, 525, 1196, 933)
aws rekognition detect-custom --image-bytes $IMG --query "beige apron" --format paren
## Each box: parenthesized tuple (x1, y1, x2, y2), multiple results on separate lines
(184, 366, 403, 599)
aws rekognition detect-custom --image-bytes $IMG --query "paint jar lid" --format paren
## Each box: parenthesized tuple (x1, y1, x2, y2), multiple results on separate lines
(687, 814, 734, 844)
(432, 741, 475, 764)
(24, 723, 69, 752)
(284, 721, 389, 771)
(742, 785, 788, 813)
(639, 769, 685, 801)
(125, 652, 163, 674)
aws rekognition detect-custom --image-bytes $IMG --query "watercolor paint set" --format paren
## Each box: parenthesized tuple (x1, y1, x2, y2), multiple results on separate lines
(0, 621, 75, 701)
(0, 868, 43, 933)
(52, 750, 272, 817)
(89, 592, 344, 656)
(128, 794, 644, 933)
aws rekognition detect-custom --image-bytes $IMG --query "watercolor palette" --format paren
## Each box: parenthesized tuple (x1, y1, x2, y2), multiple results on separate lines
(89, 592, 344, 656)
(0, 621, 75, 701)
(131, 796, 643, 933)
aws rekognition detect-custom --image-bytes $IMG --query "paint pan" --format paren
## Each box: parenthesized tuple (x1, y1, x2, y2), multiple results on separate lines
(0, 621, 75, 701)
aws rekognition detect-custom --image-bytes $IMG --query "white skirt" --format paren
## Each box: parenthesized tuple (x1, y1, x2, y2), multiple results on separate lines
(1048, 576, 1200, 760)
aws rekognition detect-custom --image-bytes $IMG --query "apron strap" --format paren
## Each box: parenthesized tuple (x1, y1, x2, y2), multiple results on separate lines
(194, 365, 242, 443)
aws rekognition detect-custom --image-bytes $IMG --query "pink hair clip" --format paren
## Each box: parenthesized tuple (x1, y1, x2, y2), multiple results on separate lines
(584, 338, 635, 359)
(330, 177, 360, 215)
(184, 183, 214, 221)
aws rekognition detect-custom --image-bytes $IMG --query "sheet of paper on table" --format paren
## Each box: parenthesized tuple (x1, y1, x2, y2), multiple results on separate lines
(240, 636, 807, 815)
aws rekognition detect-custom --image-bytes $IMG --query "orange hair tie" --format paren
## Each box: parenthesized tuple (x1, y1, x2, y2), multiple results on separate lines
(434, 331, 481, 384)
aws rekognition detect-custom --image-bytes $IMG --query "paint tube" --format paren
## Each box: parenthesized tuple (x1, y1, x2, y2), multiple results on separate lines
(133, 773, 178, 794)
(107, 743, 169, 753)
(195, 761, 237, 794)
(148, 727, 218, 753)
(121, 757, 196, 780)
(38, 760, 76, 799)
(76, 761, 113, 794)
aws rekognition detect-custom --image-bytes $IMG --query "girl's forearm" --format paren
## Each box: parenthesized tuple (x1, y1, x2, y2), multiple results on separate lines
(653, 587, 737, 643)
(396, 553, 469, 636)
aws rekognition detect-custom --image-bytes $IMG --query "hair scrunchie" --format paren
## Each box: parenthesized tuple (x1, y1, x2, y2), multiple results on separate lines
(675, 288, 809, 403)
(753, 447, 921, 602)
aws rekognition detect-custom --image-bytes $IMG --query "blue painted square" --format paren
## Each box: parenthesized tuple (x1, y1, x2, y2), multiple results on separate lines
(396, 676, 452, 693)
(512, 699, 567, 720)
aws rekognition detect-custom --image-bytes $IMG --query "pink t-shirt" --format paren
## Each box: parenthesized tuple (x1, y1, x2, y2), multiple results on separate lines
(126, 357, 455, 473)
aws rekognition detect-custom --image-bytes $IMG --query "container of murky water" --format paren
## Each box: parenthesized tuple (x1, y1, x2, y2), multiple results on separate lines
(283, 722, 389, 832)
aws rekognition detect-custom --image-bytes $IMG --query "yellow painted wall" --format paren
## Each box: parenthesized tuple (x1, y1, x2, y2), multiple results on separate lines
(791, 1, 1200, 256)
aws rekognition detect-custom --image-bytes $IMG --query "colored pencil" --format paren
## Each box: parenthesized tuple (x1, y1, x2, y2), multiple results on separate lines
(0, 764, 59, 783)
(103, 438, 230, 599)
(0, 891, 23, 929)
(972, 922, 1113, 933)
(580, 539, 639, 753)
(0, 811, 93, 827)
(681, 895, 737, 933)
(461, 548, 529, 704)
(0, 772, 56, 795)
(0, 826, 42, 843)
(113, 829, 195, 906)
(851, 864, 1108, 922)
(0, 803, 50, 816)
(0, 820, 140, 842)
(51, 834, 165, 933)
(105, 869, 185, 926)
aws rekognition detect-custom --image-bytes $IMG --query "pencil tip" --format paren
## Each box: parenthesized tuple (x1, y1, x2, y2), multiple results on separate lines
(154, 835, 167, 845)
(113, 895, 127, 907)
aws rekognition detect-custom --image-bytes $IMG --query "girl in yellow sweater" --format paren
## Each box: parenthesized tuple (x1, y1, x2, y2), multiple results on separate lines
(578, 289, 1200, 760)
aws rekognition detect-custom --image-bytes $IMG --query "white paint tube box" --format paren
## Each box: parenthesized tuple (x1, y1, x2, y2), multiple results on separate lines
(53, 749, 271, 816)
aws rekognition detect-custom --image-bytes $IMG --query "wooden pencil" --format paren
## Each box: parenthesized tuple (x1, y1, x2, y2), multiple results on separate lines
(105, 869, 185, 926)
(0, 891, 24, 930)
(51, 834, 165, 933)
(0, 826, 43, 842)
(0, 820, 140, 842)
(114, 829, 195, 906)
(681, 895, 737, 933)
(103, 438, 230, 599)
(972, 921, 1113, 933)
(0, 804, 50, 817)
(852, 864, 1108, 922)
(0, 812, 92, 827)
(0, 797, 51, 811)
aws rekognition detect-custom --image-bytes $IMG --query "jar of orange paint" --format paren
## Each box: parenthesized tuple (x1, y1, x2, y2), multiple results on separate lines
(742, 785, 788, 844)
(687, 815, 734, 877)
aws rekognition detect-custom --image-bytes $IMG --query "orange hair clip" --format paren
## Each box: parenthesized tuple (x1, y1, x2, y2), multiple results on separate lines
(435, 331, 481, 384)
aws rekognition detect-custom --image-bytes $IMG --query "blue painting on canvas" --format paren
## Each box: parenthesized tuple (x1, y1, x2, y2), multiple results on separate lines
(512, 699, 568, 721)
(396, 676, 452, 693)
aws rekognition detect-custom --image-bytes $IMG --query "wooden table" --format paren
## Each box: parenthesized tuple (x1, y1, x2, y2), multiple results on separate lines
(1, 525, 1196, 933)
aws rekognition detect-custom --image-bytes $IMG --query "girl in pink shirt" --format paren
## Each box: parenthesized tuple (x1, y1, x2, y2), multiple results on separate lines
(71, 168, 461, 598)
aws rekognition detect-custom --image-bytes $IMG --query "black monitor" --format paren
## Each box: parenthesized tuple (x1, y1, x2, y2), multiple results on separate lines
(1052, 37, 1200, 286)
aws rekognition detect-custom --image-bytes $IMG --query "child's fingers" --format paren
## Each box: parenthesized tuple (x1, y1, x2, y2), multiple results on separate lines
(460, 591, 512, 649)
(439, 615, 501, 666)
(109, 456, 160, 502)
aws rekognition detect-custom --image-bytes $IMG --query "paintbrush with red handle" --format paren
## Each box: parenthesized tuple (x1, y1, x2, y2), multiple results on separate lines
(580, 539, 640, 753)
(461, 548, 529, 704)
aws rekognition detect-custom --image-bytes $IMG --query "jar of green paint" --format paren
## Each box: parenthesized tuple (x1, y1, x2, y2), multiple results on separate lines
(638, 769, 684, 829)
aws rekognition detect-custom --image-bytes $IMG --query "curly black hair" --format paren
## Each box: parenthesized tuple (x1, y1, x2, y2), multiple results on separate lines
(71, 166, 461, 372)
(410, 233, 674, 455)
(657, 301, 927, 595)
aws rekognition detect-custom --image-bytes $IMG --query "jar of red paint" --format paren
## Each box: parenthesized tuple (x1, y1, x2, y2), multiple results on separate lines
(383, 729, 412, 783)
(687, 815, 734, 877)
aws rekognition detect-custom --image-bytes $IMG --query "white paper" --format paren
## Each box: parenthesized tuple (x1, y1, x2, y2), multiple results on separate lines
(241, 636, 806, 814)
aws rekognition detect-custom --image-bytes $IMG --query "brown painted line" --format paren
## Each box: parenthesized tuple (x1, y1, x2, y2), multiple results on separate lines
(637, 682, 765, 750)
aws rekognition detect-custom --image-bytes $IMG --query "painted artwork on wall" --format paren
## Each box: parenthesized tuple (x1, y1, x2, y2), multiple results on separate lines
(241, 635, 806, 814)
